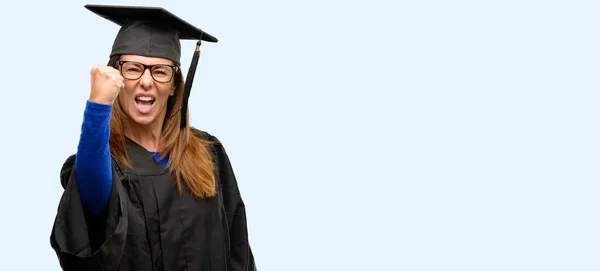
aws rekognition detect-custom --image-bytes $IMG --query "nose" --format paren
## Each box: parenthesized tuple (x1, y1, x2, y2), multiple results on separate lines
(139, 68, 153, 88)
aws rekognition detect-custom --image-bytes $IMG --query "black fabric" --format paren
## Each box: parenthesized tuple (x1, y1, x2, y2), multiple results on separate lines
(50, 129, 256, 271)
(112, 21, 183, 65)
(85, 4, 218, 65)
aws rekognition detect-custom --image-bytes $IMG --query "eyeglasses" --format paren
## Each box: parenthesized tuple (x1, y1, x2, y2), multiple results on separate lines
(116, 61, 179, 83)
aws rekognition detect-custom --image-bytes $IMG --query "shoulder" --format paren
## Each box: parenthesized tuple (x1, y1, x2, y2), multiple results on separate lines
(190, 127, 227, 149)
(189, 127, 232, 161)
(191, 127, 219, 142)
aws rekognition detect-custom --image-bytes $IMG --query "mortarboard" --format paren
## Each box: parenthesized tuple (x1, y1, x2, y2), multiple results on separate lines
(84, 4, 218, 128)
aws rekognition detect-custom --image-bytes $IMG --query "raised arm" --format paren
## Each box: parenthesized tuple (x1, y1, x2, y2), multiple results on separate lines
(75, 65, 125, 214)
(74, 100, 113, 214)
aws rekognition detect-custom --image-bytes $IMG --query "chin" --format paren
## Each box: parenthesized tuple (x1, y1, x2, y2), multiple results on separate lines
(129, 115, 158, 126)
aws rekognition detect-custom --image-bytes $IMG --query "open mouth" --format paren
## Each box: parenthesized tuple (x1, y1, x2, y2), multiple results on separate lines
(135, 96, 155, 114)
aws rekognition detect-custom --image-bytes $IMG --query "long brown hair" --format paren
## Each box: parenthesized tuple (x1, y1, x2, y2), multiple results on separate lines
(107, 55, 216, 198)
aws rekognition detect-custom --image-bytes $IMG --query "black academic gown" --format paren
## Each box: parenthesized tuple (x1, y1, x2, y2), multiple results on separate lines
(50, 131, 256, 271)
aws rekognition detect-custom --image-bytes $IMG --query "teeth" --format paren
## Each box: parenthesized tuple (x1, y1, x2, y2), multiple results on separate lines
(136, 96, 155, 101)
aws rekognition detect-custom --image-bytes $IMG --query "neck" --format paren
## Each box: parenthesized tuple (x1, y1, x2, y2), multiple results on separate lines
(124, 116, 165, 153)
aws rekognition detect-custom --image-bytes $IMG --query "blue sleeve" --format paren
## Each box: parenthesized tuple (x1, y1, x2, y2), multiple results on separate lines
(74, 100, 113, 214)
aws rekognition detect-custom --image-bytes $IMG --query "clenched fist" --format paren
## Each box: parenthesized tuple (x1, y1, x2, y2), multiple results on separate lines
(89, 66, 125, 105)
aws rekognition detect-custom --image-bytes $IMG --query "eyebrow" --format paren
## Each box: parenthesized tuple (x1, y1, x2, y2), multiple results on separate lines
(119, 60, 175, 66)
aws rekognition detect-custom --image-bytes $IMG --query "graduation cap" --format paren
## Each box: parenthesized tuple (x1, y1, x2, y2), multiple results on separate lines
(85, 4, 218, 128)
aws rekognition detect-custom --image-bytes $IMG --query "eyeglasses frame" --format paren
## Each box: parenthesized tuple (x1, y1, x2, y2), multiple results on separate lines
(116, 60, 180, 83)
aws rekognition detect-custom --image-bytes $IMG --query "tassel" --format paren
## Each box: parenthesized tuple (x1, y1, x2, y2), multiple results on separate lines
(181, 40, 202, 128)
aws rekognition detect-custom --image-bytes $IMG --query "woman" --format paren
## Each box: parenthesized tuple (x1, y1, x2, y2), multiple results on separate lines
(50, 4, 256, 271)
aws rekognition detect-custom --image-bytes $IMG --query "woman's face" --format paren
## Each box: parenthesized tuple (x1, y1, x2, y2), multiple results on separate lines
(116, 54, 177, 127)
